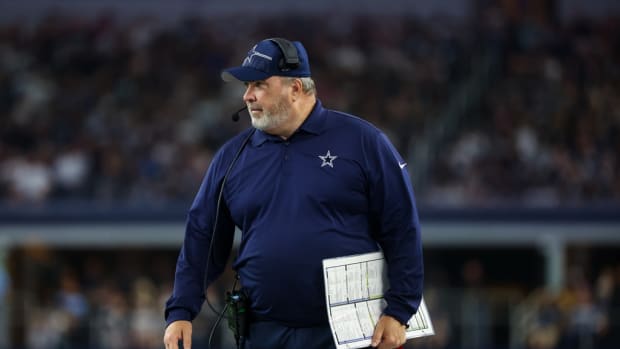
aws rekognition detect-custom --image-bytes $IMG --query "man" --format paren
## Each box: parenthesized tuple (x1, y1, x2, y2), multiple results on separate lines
(163, 38, 424, 349)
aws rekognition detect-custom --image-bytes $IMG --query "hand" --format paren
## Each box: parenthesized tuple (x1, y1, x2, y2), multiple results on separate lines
(371, 315, 407, 349)
(163, 320, 192, 349)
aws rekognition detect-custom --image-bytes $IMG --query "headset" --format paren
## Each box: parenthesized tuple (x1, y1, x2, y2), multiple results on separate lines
(205, 38, 299, 347)
(268, 37, 300, 71)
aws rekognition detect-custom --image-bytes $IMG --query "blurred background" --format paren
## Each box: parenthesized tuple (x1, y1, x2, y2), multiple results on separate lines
(0, 0, 619, 348)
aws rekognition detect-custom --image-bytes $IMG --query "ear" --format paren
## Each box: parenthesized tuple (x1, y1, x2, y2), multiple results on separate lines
(289, 78, 303, 99)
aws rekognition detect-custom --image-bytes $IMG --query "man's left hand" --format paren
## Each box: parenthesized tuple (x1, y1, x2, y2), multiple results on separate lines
(370, 314, 406, 349)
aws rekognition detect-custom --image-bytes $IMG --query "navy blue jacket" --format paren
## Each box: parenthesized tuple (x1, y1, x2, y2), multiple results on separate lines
(165, 100, 423, 327)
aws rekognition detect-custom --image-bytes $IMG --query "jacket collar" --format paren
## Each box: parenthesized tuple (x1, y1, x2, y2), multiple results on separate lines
(251, 99, 326, 146)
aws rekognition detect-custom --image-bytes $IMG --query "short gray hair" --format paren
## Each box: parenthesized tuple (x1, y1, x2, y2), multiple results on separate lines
(283, 77, 316, 95)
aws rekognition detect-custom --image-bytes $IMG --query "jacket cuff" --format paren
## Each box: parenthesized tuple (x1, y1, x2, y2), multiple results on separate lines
(382, 305, 412, 327)
(165, 308, 193, 327)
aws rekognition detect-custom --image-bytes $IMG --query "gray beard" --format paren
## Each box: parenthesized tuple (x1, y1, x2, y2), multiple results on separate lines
(250, 98, 291, 132)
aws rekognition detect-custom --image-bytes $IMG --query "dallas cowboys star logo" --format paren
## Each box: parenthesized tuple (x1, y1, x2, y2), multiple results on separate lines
(318, 150, 338, 168)
(242, 45, 273, 66)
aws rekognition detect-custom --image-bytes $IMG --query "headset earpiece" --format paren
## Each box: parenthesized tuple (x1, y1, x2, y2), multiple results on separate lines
(268, 38, 300, 71)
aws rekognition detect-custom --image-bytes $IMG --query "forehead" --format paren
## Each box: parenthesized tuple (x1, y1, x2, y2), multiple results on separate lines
(246, 76, 286, 86)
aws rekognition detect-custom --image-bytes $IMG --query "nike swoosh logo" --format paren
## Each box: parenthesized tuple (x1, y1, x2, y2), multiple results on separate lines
(399, 162, 407, 169)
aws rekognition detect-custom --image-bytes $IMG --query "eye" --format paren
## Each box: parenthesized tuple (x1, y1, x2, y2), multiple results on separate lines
(245, 81, 263, 88)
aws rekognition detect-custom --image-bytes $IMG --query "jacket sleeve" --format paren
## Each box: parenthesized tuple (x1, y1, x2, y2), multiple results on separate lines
(164, 149, 236, 326)
(365, 132, 424, 325)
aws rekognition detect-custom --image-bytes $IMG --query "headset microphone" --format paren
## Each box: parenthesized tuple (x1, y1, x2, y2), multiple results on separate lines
(232, 106, 247, 122)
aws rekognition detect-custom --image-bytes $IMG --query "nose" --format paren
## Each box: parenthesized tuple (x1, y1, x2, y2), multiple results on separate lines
(243, 85, 256, 104)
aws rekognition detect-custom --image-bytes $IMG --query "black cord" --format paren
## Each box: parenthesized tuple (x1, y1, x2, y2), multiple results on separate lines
(204, 128, 255, 346)
(207, 277, 240, 349)
(208, 302, 229, 348)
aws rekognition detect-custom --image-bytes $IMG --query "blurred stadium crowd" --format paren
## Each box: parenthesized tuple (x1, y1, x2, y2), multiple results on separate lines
(1, 8, 618, 207)
(11, 247, 620, 349)
(1, 4, 620, 349)
(426, 8, 620, 207)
